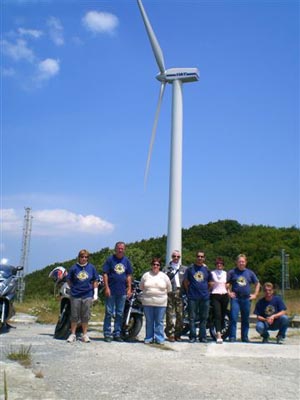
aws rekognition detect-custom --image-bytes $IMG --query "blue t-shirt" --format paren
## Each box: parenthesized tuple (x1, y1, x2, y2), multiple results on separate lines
(67, 263, 99, 299)
(185, 264, 212, 300)
(227, 267, 259, 298)
(254, 295, 286, 318)
(102, 255, 133, 296)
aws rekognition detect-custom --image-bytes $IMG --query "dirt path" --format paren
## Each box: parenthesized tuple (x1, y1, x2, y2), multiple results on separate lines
(0, 321, 299, 400)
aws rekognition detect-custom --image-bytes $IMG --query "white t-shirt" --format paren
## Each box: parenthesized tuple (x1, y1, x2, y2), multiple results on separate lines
(211, 270, 227, 295)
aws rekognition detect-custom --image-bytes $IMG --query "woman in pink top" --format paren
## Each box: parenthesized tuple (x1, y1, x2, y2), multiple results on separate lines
(211, 257, 229, 343)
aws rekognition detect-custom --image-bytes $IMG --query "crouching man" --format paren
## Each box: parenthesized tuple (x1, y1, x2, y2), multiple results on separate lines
(254, 282, 289, 344)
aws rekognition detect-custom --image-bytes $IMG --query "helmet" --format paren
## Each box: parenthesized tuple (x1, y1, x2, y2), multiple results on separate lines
(48, 266, 67, 283)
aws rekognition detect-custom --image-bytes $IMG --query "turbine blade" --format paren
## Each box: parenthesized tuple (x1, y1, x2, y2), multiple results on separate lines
(137, 0, 165, 74)
(144, 82, 166, 188)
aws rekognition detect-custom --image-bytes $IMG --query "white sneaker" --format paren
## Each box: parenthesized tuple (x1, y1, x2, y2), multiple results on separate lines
(216, 338, 223, 344)
(82, 334, 91, 343)
(67, 333, 76, 343)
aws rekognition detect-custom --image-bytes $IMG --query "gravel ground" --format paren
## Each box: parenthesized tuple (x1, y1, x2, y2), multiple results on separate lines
(0, 317, 299, 400)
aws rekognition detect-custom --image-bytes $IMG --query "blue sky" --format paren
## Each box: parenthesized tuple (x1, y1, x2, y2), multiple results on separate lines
(1, 0, 299, 272)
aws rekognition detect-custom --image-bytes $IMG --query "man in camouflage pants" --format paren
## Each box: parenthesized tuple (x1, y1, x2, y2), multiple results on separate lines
(163, 250, 187, 342)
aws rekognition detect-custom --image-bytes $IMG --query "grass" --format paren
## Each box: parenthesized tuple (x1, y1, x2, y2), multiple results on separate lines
(15, 297, 106, 324)
(15, 297, 60, 324)
(6, 345, 32, 368)
(280, 290, 300, 317)
(14, 290, 299, 326)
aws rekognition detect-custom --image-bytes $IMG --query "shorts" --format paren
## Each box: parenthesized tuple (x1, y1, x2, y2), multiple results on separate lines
(70, 296, 93, 324)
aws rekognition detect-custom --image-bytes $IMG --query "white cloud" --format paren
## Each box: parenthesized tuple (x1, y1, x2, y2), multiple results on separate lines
(82, 11, 119, 35)
(0, 209, 22, 234)
(1, 38, 35, 62)
(1, 208, 114, 236)
(47, 16, 64, 46)
(32, 209, 114, 236)
(18, 27, 43, 39)
(36, 58, 60, 81)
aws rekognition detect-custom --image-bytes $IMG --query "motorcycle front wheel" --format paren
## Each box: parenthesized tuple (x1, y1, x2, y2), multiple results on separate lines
(121, 313, 143, 341)
(54, 303, 71, 339)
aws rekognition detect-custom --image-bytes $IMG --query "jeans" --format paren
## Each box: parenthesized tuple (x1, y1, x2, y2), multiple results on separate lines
(229, 297, 251, 340)
(188, 298, 210, 340)
(256, 315, 289, 338)
(103, 294, 126, 337)
(143, 305, 166, 343)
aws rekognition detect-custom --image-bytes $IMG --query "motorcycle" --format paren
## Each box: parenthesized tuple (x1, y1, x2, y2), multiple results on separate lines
(181, 294, 230, 341)
(121, 280, 144, 341)
(49, 266, 72, 339)
(50, 268, 144, 340)
(0, 263, 23, 333)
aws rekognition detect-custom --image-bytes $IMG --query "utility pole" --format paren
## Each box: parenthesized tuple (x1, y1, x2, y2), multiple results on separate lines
(17, 207, 33, 302)
(281, 249, 285, 300)
(285, 253, 290, 290)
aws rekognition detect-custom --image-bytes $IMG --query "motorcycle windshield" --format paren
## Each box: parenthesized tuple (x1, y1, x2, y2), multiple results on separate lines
(0, 265, 17, 279)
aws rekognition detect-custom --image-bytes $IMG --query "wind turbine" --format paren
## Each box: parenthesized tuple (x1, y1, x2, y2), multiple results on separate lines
(137, 0, 199, 263)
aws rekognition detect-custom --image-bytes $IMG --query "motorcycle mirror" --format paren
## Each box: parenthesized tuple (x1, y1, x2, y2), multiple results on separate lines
(16, 266, 24, 271)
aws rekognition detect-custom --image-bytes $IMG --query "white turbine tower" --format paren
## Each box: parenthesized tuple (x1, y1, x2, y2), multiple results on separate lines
(137, 0, 199, 263)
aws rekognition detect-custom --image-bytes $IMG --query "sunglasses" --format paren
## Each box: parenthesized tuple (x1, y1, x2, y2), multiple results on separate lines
(152, 263, 160, 266)
(197, 255, 205, 258)
(172, 255, 180, 258)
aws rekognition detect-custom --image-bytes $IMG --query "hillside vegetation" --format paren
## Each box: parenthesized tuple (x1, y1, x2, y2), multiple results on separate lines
(25, 220, 300, 299)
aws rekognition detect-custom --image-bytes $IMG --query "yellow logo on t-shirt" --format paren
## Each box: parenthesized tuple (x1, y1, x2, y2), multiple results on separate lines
(77, 270, 89, 281)
(114, 263, 125, 274)
(194, 271, 204, 282)
(237, 276, 247, 286)
(265, 305, 275, 316)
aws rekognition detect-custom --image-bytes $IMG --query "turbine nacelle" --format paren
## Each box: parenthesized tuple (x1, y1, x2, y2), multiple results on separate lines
(156, 68, 199, 83)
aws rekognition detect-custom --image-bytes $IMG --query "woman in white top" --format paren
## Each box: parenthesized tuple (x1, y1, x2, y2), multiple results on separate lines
(140, 258, 172, 344)
(211, 257, 229, 344)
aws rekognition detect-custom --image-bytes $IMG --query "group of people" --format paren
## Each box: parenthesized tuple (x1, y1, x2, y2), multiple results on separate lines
(66, 243, 289, 345)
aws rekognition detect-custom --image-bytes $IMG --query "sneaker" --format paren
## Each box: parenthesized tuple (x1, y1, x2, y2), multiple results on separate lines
(262, 336, 269, 344)
(144, 340, 153, 344)
(168, 336, 175, 342)
(67, 333, 76, 343)
(277, 335, 285, 345)
(216, 338, 223, 344)
(189, 338, 196, 343)
(229, 337, 236, 343)
(199, 337, 207, 343)
(175, 336, 182, 342)
(113, 336, 123, 342)
(82, 334, 91, 343)
(104, 336, 112, 343)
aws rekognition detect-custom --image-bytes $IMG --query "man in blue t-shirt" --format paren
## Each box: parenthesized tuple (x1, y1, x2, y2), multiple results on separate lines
(254, 282, 289, 344)
(227, 254, 260, 343)
(102, 241, 133, 342)
(183, 251, 213, 343)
